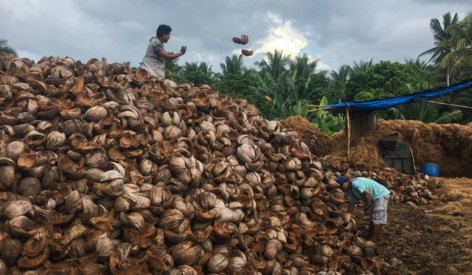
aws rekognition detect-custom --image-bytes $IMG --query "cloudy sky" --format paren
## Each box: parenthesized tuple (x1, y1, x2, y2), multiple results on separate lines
(1, 0, 470, 73)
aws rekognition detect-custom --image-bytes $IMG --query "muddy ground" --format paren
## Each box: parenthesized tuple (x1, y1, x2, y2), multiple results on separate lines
(281, 116, 472, 274)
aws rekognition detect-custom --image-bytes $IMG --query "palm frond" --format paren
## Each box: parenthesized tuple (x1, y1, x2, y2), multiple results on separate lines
(434, 110, 462, 124)
(390, 107, 406, 120)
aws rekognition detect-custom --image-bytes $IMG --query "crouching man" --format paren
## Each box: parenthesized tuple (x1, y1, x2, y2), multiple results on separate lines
(336, 176, 390, 243)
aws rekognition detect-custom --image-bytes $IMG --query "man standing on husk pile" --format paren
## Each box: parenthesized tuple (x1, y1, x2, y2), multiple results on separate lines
(141, 24, 187, 78)
(336, 176, 391, 243)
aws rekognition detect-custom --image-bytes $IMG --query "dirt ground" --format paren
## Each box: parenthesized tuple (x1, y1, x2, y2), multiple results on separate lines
(281, 116, 472, 274)
(356, 177, 472, 275)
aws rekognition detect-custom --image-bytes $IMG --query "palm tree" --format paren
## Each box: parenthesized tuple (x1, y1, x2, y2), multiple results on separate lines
(254, 49, 291, 80)
(249, 69, 300, 119)
(443, 11, 472, 79)
(404, 58, 439, 87)
(351, 58, 373, 73)
(220, 55, 245, 76)
(289, 54, 318, 80)
(329, 65, 352, 100)
(451, 91, 472, 124)
(196, 62, 212, 76)
(0, 39, 17, 56)
(288, 54, 321, 101)
(181, 61, 213, 86)
(418, 12, 459, 86)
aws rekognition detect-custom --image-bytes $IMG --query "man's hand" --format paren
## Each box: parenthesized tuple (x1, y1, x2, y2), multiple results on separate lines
(180, 46, 187, 55)
(364, 205, 371, 216)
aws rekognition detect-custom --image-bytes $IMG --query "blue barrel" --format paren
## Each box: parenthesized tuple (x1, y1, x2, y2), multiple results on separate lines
(420, 163, 439, 177)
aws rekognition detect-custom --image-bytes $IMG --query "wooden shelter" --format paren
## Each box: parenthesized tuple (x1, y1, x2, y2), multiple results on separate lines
(309, 79, 472, 161)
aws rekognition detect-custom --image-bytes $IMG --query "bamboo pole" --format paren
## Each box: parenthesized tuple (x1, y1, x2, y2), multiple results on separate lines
(421, 100, 472, 110)
(345, 102, 351, 162)
(307, 108, 325, 113)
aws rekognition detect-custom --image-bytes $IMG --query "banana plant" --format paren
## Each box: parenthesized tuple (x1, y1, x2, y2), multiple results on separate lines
(250, 70, 301, 119)
(310, 96, 345, 135)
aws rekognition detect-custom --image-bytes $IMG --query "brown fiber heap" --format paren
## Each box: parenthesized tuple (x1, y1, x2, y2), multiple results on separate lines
(282, 116, 472, 178)
(0, 54, 440, 275)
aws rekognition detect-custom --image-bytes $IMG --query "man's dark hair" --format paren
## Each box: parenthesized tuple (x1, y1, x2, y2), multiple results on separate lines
(156, 24, 172, 37)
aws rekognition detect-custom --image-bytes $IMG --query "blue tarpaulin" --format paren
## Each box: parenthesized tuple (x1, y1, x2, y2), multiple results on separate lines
(324, 79, 472, 112)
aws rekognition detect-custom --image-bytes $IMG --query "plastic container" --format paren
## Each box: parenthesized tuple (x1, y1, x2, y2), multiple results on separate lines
(420, 163, 439, 177)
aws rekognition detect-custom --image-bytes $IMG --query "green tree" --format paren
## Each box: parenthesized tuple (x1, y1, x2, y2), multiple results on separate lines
(351, 58, 373, 73)
(212, 56, 263, 111)
(289, 54, 323, 103)
(345, 61, 428, 101)
(324, 59, 374, 103)
(451, 91, 472, 124)
(306, 70, 332, 105)
(254, 49, 291, 80)
(213, 70, 258, 99)
(249, 69, 294, 119)
(389, 83, 463, 124)
(403, 58, 441, 91)
(345, 61, 433, 120)
(309, 96, 345, 135)
(418, 12, 459, 86)
(181, 61, 213, 86)
(389, 84, 440, 122)
(0, 39, 17, 56)
(289, 54, 318, 80)
(250, 50, 326, 119)
(164, 53, 186, 83)
(216, 54, 280, 117)
(249, 67, 318, 120)
(443, 11, 472, 80)
(220, 55, 245, 75)
(329, 65, 352, 101)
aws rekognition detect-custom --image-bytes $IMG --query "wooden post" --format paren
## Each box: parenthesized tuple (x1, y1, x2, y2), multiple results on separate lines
(345, 103, 351, 161)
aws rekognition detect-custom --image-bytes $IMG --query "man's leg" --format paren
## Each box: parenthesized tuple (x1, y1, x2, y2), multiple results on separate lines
(369, 224, 382, 243)
(367, 220, 373, 238)
(369, 195, 390, 243)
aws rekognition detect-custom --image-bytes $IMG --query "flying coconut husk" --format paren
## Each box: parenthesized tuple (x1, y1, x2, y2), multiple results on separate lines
(240, 34, 249, 45)
(232, 34, 249, 45)
(242, 49, 254, 57)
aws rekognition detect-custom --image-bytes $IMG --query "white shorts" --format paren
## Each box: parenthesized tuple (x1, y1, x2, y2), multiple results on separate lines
(371, 195, 390, 224)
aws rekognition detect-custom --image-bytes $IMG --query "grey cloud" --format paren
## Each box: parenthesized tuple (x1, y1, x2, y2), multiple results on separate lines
(1, 0, 470, 72)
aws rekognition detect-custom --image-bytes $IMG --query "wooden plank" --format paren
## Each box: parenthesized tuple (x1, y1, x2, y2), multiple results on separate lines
(352, 113, 377, 137)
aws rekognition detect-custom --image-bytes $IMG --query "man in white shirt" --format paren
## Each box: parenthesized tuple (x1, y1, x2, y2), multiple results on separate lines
(141, 24, 187, 78)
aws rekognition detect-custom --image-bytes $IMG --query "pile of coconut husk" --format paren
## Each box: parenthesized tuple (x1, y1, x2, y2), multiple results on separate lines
(0, 54, 440, 275)
(281, 116, 472, 179)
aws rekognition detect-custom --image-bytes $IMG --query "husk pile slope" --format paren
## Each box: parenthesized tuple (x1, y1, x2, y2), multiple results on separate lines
(281, 117, 472, 178)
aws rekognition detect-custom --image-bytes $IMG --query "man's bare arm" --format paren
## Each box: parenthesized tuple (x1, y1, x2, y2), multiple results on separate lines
(158, 50, 184, 61)
(363, 189, 372, 209)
